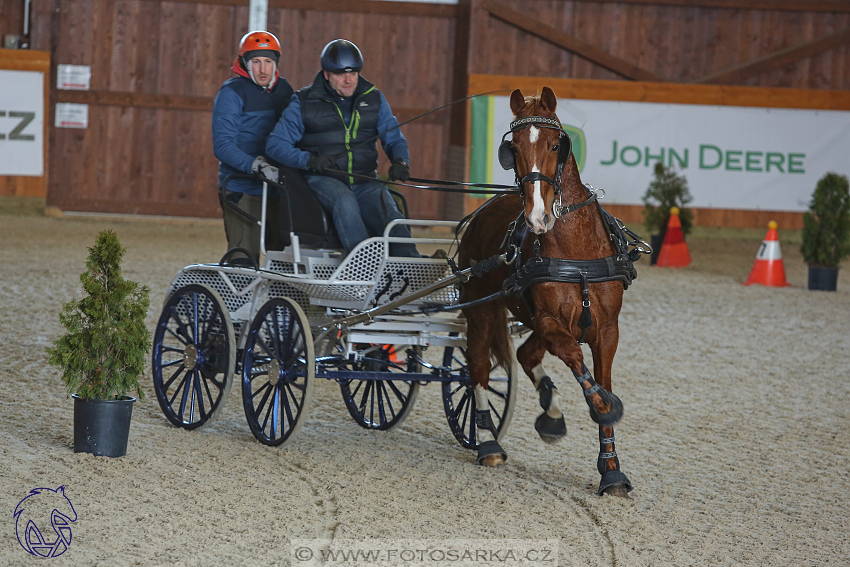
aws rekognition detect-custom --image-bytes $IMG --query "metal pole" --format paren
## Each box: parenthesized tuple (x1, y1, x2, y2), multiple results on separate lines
(248, 0, 268, 31)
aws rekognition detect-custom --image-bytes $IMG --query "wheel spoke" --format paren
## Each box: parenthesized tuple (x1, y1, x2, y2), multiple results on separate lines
(376, 381, 392, 423)
(167, 370, 190, 406)
(253, 382, 274, 420)
(193, 368, 207, 420)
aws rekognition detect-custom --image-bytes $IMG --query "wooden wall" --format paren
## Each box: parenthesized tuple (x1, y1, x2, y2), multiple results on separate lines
(3, 0, 847, 226)
(459, 0, 850, 228)
(25, 0, 457, 219)
(466, 0, 850, 89)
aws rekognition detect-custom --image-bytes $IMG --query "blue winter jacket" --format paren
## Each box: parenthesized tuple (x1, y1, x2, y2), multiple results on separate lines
(212, 61, 294, 195)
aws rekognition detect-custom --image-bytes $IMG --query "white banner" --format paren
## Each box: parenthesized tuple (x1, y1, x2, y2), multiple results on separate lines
(0, 70, 44, 176)
(483, 97, 850, 212)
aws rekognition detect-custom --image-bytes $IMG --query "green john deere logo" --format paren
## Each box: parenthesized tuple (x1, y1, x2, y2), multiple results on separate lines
(562, 124, 586, 173)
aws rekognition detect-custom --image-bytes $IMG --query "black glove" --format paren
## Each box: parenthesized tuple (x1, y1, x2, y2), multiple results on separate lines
(306, 153, 337, 173)
(388, 158, 410, 182)
(251, 156, 279, 182)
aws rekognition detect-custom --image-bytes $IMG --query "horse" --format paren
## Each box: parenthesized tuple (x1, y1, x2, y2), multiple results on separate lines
(458, 87, 643, 497)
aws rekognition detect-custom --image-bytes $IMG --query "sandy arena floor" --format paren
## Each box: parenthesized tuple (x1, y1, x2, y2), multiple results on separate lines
(1, 213, 848, 566)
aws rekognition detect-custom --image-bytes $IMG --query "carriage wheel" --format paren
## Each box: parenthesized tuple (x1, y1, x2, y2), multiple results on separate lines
(339, 345, 420, 431)
(242, 297, 314, 446)
(441, 333, 517, 449)
(152, 284, 236, 430)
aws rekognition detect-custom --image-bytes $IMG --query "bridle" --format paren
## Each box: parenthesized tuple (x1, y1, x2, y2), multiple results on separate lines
(498, 115, 595, 220)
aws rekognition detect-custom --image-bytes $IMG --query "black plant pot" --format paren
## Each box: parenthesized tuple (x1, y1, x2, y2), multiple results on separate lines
(72, 394, 135, 457)
(807, 265, 840, 291)
(649, 234, 664, 265)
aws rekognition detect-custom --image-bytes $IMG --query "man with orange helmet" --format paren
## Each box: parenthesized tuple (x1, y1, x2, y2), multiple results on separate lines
(212, 31, 294, 262)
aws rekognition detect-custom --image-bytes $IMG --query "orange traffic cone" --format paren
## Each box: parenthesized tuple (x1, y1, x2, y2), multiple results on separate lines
(744, 221, 790, 287)
(656, 207, 691, 268)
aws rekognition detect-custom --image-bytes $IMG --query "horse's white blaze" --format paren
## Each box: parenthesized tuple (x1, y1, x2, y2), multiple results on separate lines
(528, 164, 547, 234)
(474, 384, 496, 443)
(525, 125, 551, 234)
(531, 364, 563, 419)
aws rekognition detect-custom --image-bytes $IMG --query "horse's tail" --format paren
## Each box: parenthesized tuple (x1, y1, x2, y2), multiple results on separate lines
(489, 306, 514, 380)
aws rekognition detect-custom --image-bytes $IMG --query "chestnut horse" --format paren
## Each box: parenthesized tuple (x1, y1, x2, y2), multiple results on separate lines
(458, 87, 643, 497)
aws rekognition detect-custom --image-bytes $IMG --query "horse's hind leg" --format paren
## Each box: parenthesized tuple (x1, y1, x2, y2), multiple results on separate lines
(517, 332, 567, 443)
(465, 310, 509, 468)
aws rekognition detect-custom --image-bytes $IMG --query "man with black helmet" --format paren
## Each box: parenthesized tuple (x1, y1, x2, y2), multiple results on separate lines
(213, 31, 294, 262)
(266, 39, 419, 257)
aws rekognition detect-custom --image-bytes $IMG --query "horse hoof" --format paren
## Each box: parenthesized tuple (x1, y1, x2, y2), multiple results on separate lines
(477, 440, 507, 468)
(602, 484, 630, 498)
(597, 469, 633, 497)
(479, 454, 506, 468)
(588, 391, 624, 426)
(534, 413, 566, 443)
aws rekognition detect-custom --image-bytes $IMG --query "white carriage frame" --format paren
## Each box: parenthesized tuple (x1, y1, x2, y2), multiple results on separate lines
(166, 182, 468, 355)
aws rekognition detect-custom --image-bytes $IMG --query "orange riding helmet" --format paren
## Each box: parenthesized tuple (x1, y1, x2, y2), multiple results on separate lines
(238, 31, 281, 66)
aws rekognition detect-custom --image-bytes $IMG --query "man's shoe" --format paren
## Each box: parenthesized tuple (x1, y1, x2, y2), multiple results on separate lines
(431, 249, 448, 259)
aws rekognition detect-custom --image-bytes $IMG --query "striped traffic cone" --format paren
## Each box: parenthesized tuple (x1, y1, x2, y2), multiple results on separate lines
(744, 221, 790, 287)
(656, 207, 691, 268)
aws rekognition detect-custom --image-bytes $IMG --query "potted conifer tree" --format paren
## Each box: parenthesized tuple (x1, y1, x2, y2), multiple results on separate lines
(47, 230, 150, 457)
(800, 172, 850, 291)
(642, 162, 694, 265)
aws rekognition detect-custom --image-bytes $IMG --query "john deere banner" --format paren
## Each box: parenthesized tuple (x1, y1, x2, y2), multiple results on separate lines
(470, 96, 850, 212)
(0, 69, 44, 176)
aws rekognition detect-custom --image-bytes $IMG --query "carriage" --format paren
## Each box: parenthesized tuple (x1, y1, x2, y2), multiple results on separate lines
(150, 168, 518, 450)
(153, 87, 650, 495)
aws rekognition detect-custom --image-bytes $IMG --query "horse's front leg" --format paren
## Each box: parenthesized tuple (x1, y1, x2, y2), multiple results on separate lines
(536, 315, 624, 427)
(588, 321, 632, 496)
(517, 332, 567, 443)
(596, 425, 632, 497)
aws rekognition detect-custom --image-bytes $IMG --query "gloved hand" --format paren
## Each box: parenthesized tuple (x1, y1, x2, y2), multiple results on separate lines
(251, 156, 279, 182)
(306, 153, 337, 173)
(388, 158, 410, 182)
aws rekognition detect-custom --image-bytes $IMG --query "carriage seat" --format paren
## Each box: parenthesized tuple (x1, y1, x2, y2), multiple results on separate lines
(266, 166, 342, 251)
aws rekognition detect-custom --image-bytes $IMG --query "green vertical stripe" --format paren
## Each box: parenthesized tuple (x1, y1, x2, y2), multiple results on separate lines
(470, 96, 493, 197)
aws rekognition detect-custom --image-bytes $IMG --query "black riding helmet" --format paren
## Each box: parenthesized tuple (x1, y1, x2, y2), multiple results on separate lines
(320, 39, 363, 73)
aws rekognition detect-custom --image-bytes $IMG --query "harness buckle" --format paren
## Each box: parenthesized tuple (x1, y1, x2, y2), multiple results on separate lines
(502, 244, 519, 265)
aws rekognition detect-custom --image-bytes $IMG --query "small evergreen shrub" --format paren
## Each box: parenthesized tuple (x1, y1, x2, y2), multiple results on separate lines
(642, 162, 694, 238)
(47, 230, 150, 401)
(800, 172, 850, 267)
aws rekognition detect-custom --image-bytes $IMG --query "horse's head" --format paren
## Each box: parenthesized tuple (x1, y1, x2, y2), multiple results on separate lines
(499, 87, 571, 235)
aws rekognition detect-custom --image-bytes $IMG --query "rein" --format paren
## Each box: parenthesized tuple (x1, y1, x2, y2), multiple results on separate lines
(321, 168, 520, 194)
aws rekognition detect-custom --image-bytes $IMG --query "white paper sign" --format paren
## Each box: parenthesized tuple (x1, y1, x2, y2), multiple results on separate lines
(55, 103, 88, 129)
(0, 69, 44, 176)
(57, 64, 91, 90)
(480, 97, 850, 212)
